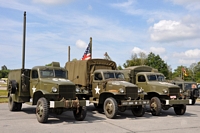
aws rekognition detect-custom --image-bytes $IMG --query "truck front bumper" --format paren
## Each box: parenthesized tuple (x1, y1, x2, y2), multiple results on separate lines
(165, 99, 192, 105)
(120, 100, 150, 106)
(49, 99, 86, 108)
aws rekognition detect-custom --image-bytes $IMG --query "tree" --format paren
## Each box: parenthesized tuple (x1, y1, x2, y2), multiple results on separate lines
(1, 65, 7, 70)
(146, 52, 169, 79)
(123, 52, 147, 68)
(117, 65, 123, 70)
(0, 65, 9, 78)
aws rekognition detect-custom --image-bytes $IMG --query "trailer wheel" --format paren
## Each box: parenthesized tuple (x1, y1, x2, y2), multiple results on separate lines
(36, 97, 49, 123)
(174, 104, 186, 115)
(131, 105, 145, 117)
(103, 97, 118, 119)
(8, 94, 17, 111)
(150, 97, 161, 116)
(73, 106, 87, 121)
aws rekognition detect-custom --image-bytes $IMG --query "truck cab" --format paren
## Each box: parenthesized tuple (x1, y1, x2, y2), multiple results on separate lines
(121, 65, 192, 116)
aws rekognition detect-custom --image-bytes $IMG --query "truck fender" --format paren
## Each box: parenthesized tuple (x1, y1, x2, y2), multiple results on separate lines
(99, 92, 115, 105)
(32, 90, 48, 105)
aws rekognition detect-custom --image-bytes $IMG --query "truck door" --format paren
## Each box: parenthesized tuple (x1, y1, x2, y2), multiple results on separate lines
(92, 72, 104, 99)
(29, 70, 39, 98)
(136, 74, 149, 92)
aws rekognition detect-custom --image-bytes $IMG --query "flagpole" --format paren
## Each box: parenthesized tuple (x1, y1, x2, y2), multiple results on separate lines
(90, 37, 92, 59)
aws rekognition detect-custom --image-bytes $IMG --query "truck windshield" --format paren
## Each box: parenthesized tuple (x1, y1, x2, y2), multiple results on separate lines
(147, 74, 165, 81)
(40, 69, 67, 78)
(103, 72, 125, 79)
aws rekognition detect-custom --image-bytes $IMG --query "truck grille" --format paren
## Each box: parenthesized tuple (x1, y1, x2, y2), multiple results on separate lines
(126, 87, 138, 100)
(169, 88, 179, 97)
(59, 85, 76, 99)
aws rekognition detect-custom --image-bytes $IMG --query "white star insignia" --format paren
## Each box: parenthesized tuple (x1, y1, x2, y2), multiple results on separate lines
(95, 85, 100, 94)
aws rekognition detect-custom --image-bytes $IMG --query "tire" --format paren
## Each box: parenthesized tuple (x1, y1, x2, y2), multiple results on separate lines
(54, 108, 63, 115)
(36, 97, 49, 123)
(103, 97, 118, 119)
(118, 106, 126, 112)
(150, 97, 161, 116)
(174, 104, 186, 115)
(8, 94, 17, 111)
(73, 106, 87, 121)
(8, 94, 22, 111)
(131, 105, 145, 117)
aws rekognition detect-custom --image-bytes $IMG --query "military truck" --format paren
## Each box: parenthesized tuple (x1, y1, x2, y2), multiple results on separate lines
(65, 59, 149, 119)
(120, 65, 192, 116)
(7, 12, 87, 123)
(170, 77, 199, 105)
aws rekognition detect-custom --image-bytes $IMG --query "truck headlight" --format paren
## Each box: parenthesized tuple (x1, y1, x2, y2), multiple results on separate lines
(52, 87, 58, 93)
(163, 89, 168, 94)
(180, 89, 183, 93)
(76, 86, 80, 93)
(119, 88, 124, 93)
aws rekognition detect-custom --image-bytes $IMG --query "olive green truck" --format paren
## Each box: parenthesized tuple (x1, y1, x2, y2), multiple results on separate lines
(7, 62, 87, 123)
(120, 65, 192, 116)
(6, 12, 87, 123)
(65, 59, 149, 119)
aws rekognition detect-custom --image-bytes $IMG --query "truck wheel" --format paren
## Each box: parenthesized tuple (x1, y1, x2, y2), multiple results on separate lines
(131, 105, 145, 117)
(73, 106, 87, 121)
(174, 104, 186, 115)
(36, 97, 49, 123)
(103, 97, 118, 119)
(118, 106, 126, 112)
(192, 98, 196, 105)
(54, 108, 63, 115)
(150, 97, 161, 116)
(8, 94, 17, 111)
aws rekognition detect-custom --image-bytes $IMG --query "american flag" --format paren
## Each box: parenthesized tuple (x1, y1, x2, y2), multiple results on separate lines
(81, 43, 91, 60)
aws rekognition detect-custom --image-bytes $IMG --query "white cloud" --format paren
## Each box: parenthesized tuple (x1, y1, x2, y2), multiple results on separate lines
(110, 0, 145, 15)
(173, 49, 200, 59)
(149, 20, 200, 42)
(32, 0, 73, 5)
(75, 40, 87, 48)
(167, 0, 200, 11)
(132, 47, 146, 54)
(185, 49, 200, 58)
(150, 47, 165, 54)
(179, 59, 196, 66)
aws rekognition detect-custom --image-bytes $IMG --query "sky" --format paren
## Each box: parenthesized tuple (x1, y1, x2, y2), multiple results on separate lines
(0, 0, 200, 72)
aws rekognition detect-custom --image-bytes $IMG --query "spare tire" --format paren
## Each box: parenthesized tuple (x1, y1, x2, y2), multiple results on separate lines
(9, 80, 18, 94)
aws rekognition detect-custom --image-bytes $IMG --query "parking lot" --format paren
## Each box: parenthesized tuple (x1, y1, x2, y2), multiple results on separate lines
(0, 101, 200, 133)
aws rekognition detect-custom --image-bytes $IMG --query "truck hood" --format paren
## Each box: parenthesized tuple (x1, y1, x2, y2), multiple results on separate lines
(148, 81, 179, 88)
(107, 80, 137, 87)
(40, 78, 75, 85)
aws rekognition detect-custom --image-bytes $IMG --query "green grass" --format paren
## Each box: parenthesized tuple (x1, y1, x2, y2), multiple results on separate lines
(0, 90, 7, 96)
(0, 90, 8, 103)
(0, 98, 8, 103)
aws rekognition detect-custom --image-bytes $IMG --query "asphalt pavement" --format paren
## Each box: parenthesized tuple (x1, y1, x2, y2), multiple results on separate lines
(0, 101, 200, 133)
